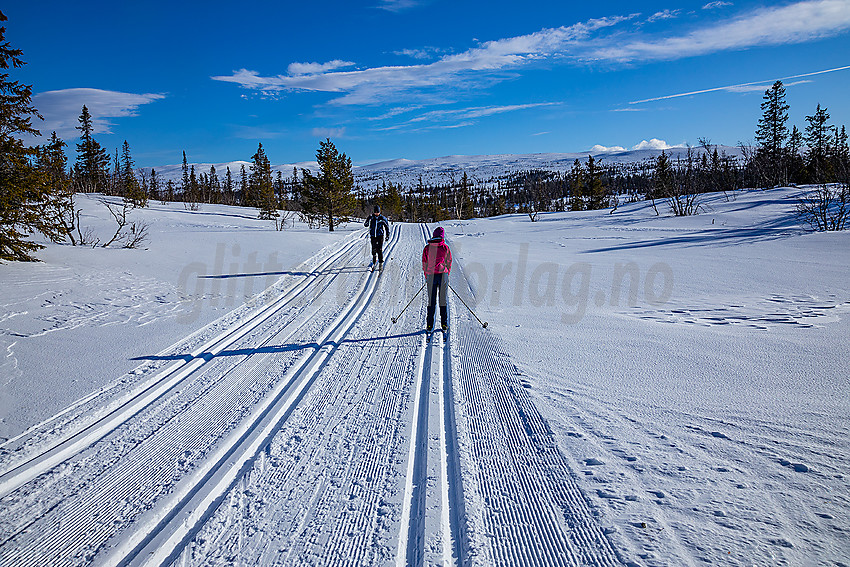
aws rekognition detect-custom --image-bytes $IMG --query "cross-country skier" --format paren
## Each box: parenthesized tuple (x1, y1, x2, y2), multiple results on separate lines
(365, 205, 390, 270)
(422, 226, 452, 332)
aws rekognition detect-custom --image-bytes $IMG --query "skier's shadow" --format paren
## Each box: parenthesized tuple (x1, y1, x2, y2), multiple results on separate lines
(132, 331, 424, 362)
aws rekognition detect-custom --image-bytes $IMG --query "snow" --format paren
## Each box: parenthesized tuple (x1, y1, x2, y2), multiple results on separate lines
(0, 185, 848, 566)
(0, 194, 361, 441)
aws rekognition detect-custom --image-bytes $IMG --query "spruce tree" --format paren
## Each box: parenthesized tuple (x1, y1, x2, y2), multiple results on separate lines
(149, 168, 160, 202)
(239, 164, 248, 206)
(0, 11, 64, 261)
(569, 159, 584, 211)
(74, 105, 109, 193)
(805, 104, 832, 183)
(181, 150, 189, 192)
(122, 140, 146, 206)
(250, 143, 277, 219)
(224, 166, 234, 205)
(300, 138, 356, 231)
(585, 155, 607, 210)
(755, 80, 790, 186)
(36, 132, 76, 244)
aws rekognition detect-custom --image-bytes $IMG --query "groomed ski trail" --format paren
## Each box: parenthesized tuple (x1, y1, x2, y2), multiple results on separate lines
(0, 223, 622, 567)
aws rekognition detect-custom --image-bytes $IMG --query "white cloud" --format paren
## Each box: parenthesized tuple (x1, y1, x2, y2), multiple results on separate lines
(287, 60, 355, 76)
(630, 65, 849, 104)
(392, 47, 448, 60)
(311, 126, 346, 138)
(587, 0, 850, 62)
(646, 9, 680, 23)
(376, 0, 424, 12)
(389, 103, 557, 132)
(702, 1, 732, 9)
(632, 138, 675, 150)
(211, 15, 634, 105)
(589, 144, 627, 153)
(30, 88, 165, 140)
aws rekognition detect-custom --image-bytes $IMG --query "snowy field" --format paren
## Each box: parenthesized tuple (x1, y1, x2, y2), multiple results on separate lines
(0, 187, 848, 566)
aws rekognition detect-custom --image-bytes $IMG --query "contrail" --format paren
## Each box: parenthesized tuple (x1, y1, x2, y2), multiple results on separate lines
(629, 64, 850, 104)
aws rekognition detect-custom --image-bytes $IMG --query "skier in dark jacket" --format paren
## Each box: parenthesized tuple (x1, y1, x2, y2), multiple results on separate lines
(422, 226, 452, 332)
(365, 205, 391, 269)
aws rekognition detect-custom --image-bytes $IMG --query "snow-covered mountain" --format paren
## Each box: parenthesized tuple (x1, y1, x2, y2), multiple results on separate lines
(145, 145, 744, 189)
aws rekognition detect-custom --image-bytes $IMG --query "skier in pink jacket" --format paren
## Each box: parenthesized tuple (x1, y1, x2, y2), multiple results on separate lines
(422, 226, 452, 332)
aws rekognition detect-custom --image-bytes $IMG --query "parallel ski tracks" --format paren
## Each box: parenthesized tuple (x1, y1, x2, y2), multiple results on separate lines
(397, 223, 465, 567)
(0, 226, 403, 567)
(450, 259, 622, 566)
(0, 232, 365, 499)
(1, 222, 624, 567)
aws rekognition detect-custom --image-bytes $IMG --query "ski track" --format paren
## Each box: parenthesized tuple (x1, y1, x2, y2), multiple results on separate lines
(0, 223, 621, 567)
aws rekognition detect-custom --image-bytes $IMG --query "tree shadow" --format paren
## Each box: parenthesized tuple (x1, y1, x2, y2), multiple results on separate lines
(581, 213, 806, 253)
(131, 331, 424, 362)
(198, 266, 370, 279)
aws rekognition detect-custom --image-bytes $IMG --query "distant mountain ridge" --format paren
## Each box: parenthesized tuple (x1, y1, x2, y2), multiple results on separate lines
(145, 145, 743, 189)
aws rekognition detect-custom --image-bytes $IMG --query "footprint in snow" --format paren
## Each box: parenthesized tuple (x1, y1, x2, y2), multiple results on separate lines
(779, 459, 810, 473)
(584, 457, 605, 466)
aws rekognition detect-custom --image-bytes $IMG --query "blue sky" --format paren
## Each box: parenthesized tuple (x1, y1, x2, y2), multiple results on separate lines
(6, 0, 850, 168)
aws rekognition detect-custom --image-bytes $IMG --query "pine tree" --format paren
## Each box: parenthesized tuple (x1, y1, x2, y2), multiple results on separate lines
(181, 151, 190, 197)
(805, 104, 832, 183)
(755, 80, 790, 187)
(300, 138, 356, 231)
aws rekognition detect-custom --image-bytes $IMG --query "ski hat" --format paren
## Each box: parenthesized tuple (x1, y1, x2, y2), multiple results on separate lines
(432, 226, 445, 240)
(374, 205, 381, 213)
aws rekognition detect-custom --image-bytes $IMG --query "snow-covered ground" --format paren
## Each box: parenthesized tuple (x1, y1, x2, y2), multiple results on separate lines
(0, 194, 361, 440)
(0, 186, 847, 566)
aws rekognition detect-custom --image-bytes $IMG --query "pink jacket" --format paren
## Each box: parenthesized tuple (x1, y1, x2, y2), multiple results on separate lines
(422, 227, 452, 275)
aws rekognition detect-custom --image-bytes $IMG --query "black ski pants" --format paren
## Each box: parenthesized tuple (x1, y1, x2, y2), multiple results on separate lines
(370, 235, 384, 263)
(426, 272, 448, 327)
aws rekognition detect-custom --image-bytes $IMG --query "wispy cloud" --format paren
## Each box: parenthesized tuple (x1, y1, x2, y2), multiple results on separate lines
(375, 103, 558, 132)
(646, 9, 680, 23)
(288, 60, 355, 76)
(376, 0, 425, 12)
(213, 1, 850, 107)
(702, 1, 732, 9)
(408, 103, 558, 123)
(392, 47, 449, 60)
(587, 0, 850, 62)
(630, 65, 850, 104)
(212, 15, 634, 105)
(31, 88, 165, 140)
(312, 126, 346, 138)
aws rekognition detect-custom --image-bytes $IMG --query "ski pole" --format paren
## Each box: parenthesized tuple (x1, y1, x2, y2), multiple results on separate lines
(448, 284, 488, 328)
(391, 283, 426, 324)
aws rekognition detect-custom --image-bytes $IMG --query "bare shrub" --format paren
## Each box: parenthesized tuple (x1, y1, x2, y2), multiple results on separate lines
(797, 184, 849, 231)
